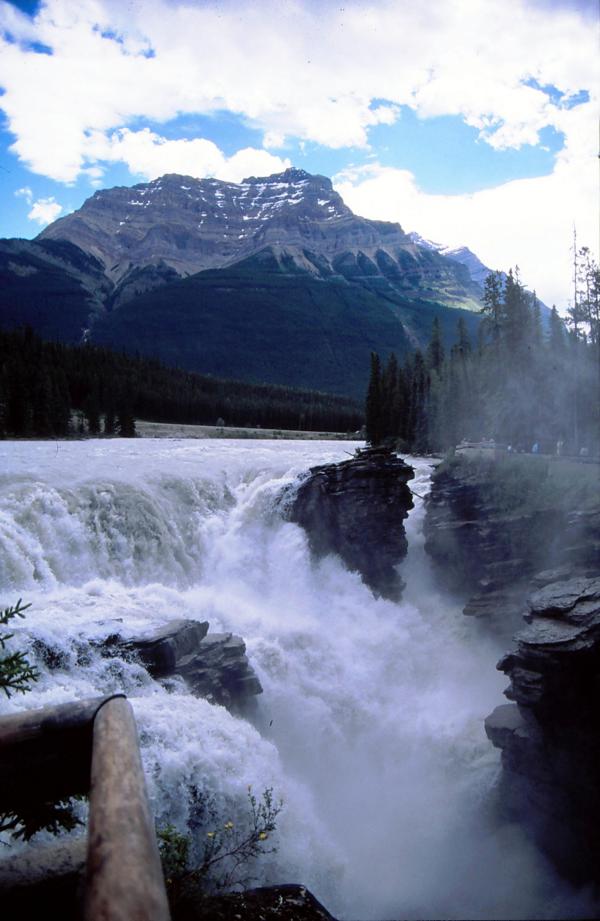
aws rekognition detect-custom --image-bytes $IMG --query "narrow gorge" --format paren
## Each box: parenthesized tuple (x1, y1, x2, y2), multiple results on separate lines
(1, 441, 598, 920)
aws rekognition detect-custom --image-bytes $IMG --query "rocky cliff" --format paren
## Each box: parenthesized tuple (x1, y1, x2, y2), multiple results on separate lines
(486, 574, 600, 883)
(287, 447, 414, 600)
(424, 454, 600, 884)
(423, 457, 577, 635)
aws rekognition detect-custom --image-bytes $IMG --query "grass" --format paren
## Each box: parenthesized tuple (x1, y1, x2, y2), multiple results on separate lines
(136, 420, 361, 440)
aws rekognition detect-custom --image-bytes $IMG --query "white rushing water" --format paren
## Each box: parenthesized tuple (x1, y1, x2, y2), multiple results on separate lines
(0, 439, 593, 919)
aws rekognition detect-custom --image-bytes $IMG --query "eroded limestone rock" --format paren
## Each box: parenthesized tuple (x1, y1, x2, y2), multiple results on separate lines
(116, 619, 263, 711)
(287, 447, 414, 601)
(485, 576, 600, 883)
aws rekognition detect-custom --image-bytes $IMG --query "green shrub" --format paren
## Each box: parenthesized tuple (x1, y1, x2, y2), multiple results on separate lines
(159, 786, 283, 905)
(0, 599, 37, 698)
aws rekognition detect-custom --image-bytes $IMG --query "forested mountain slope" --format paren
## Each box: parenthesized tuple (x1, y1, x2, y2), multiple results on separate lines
(2, 168, 489, 397)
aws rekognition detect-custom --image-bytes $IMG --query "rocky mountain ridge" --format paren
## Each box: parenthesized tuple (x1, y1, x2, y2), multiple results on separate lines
(0, 167, 486, 397)
(38, 168, 482, 311)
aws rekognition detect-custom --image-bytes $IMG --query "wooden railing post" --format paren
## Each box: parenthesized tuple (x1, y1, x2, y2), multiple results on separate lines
(85, 697, 171, 921)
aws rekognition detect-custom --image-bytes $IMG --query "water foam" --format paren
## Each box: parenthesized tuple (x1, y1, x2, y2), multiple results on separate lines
(0, 440, 593, 918)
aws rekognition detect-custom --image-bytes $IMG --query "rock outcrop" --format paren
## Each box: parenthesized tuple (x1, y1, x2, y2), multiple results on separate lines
(173, 883, 337, 921)
(424, 455, 600, 884)
(108, 619, 263, 711)
(32, 619, 262, 713)
(0, 838, 86, 921)
(424, 459, 566, 634)
(287, 447, 414, 600)
(485, 576, 600, 883)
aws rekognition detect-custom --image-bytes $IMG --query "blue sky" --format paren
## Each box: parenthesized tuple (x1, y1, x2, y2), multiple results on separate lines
(0, 0, 597, 307)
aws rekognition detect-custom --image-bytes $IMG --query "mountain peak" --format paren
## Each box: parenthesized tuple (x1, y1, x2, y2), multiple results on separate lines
(242, 166, 331, 187)
(38, 166, 353, 281)
(408, 231, 494, 287)
(35, 169, 484, 315)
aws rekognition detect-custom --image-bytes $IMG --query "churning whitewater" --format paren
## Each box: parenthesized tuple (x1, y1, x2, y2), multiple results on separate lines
(0, 439, 590, 919)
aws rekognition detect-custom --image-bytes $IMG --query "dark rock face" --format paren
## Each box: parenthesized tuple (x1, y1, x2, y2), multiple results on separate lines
(113, 619, 263, 711)
(485, 576, 600, 883)
(174, 883, 338, 921)
(0, 838, 86, 921)
(425, 457, 600, 883)
(424, 461, 565, 634)
(288, 447, 414, 600)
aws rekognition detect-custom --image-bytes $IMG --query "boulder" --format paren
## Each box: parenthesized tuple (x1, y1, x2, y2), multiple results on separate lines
(124, 619, 209, 676)
(287, 447, 414, 601)
(172, 883, 338, 921)
(116, 620, 262, 711)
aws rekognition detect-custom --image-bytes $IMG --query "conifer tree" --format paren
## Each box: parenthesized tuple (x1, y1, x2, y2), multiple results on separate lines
(365, 352, 383, 445)
(381, 353, 399, 441)
(362, 252, 598, 458)
(481, 272, 504, 344)
(426, 317, 445, 374)
(84, 378, 101, 435)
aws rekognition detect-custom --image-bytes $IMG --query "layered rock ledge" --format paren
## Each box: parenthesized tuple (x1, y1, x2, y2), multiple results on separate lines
(485, 576, 600, 883)
(31, 618, 262, 714)
(114, 619, 263, 711)
(287, 447, 414, 600)
(424, 455, 600, 883)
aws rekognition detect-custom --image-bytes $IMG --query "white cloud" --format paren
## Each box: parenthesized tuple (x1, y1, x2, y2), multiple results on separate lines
(27, 196, 63, 225)
(0, 0, 596, 305)
(87, 127, 291, 182)
(15, 185, 64, 225)
(334, 99, 598, 311)
(15, 185, 33, 203)
(0, 0, 597, 181)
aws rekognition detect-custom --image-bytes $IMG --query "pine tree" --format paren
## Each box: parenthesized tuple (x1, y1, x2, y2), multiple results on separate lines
(84, 378, 101, 435)
(365, 352, 383, 445)
(455, 318, 472, 359)
(426, 317, 445, 374)
(117, 403, 136, 438)
(481, 271, 504, 344)
(381, 353, 399, 441)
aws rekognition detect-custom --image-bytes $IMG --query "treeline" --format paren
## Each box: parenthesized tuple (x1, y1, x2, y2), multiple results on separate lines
(366, 257, 600, 455)
(0, 327, 364, 437)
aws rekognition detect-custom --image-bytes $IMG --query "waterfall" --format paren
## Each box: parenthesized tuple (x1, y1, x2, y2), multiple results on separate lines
(0, 439, 592, 919)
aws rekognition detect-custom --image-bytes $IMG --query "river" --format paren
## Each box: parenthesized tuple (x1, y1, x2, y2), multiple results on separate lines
(0, 439, 592, 919)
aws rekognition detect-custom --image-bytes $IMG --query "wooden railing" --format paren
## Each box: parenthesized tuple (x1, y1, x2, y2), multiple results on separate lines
(0, 695, 171, 920)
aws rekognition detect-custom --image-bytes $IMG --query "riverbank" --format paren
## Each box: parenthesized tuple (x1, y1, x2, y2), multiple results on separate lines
(135, 420, 361, 440)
